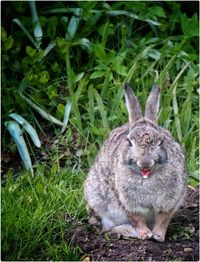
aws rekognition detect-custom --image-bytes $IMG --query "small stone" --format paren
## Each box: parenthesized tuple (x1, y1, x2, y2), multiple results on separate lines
(184, 247, 193, 253)
(82, 256, 90, 262)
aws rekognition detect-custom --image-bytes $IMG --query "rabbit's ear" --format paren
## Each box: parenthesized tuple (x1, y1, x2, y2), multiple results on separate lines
(144, 85, 160, 122)
(124, 83, 142, 125)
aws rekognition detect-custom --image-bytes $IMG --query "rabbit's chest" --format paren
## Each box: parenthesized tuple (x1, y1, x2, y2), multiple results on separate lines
(116, 176, 176, 213)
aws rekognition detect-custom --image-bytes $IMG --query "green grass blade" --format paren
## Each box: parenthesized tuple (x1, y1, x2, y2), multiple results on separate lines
(106, 10, 161, 26)
(172, 84, 183, 142)
(88, 85, 95, 126)
(124, 46, 152, 83)
(42, 42, 56, 59)
(61, 101, 72, 133)
(94, 89, 109, 129)
(13, 18, 39, 49)
(19, 91, 63, 126)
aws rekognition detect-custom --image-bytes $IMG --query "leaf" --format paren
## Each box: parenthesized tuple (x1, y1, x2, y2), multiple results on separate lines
(61, 101, 72, 133)
(35, 182, 44, 194)
(28, 0, 43, 45)
(13, 18, 39, 49)
(88, 85, 95, 126)
(65, 8, 81, 40)
(148, 6, 166, 18)
(5, 121, 33, 174)
(93, 44, 105, 60)
(39, 71, 49, 84)
(26, 46, 37, 57)
(74, 72, 85, 83)
(106, 10, 161, 26)
(42, 42, 56, 59)
(94, 89, 108, 129)
(112, 64, 127, 76)
(1, 27, 7, 41)
(56, 103, 65, 119)
(80, 38, 92, 53)
(9, 113, 41, 148)
(181, 13, 199, 38)
(147, 49, 161, 61)
(4, 36, 14, 50)
(90, 71, 105, 79)
(91, 126, 109, 136)
(172, 84, 182, 142)
(19, 91, 63, 126)
(47, 85, 58, 100)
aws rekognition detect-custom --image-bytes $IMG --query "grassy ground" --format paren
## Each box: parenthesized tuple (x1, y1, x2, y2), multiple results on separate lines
(2, 168, 87, 261)
(1, 1, 199, 261)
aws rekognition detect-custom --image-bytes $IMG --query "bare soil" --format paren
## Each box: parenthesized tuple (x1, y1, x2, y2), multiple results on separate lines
(70, 187, 199, 261)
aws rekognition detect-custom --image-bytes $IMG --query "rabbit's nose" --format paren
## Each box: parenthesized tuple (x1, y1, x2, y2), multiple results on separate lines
(137, 158, 154, 169)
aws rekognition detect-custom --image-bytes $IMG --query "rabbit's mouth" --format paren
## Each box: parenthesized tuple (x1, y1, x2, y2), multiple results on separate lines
(136, 160, 154, 179)
(140, 168, 151, 179)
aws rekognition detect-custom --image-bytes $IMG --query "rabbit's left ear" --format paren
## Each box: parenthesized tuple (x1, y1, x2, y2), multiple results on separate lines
(124, 83, 142, 125)
(144, 85, 160, 122)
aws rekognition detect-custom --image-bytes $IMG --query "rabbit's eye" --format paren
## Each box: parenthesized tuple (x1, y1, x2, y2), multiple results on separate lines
(127, 138, 132, 147)
(158, 139, 164, 146)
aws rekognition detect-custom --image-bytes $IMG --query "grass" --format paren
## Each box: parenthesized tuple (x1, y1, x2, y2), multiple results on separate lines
(2, 168, 87, 261)
(2, 1, 199, 261)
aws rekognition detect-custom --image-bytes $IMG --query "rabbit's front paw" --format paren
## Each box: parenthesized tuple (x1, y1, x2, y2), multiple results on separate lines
(136, 227, 153, 240)
(111, 224, 138, 238)
(152, 228, 166, 242)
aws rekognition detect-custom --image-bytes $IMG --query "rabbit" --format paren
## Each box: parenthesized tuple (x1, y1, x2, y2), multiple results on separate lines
(84, 83, 187, 242)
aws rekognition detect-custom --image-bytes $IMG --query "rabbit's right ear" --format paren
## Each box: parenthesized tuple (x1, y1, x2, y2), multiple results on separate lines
(144, 85, 160, 122)
(124, 83, 142, 125)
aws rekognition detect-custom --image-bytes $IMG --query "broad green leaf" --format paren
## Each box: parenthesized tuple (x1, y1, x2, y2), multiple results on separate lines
(4, 36, 14, 50)
(39, 71, 50, 84)
(90, 71, 105, 79)
(93, 44, 105, 60)
(26, 46, 37, 57)
(56, 103, 65, 120)
(148, 6, 166, 18)
(1, 27, 7, 41)
(28, 0, 43, 45)
(147, 49, 161, 61)
(181, 13, 198, 38)
(5, 121, 33, 174)
(112, 64, 127, 76)
(47, 85, 58, 100)
(9, 113, 41, 148)
(65, 8, 81, 40)
(80, 38, 92, 53)
(74, 72, 85, 83)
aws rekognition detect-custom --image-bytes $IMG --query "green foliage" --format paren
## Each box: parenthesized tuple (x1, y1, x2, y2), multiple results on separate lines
(1, 1, 199, 260)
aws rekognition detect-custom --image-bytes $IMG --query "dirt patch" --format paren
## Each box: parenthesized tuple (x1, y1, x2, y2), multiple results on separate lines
(70, 187, 199, 261)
